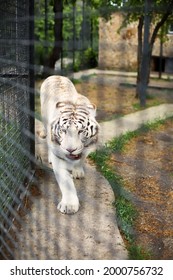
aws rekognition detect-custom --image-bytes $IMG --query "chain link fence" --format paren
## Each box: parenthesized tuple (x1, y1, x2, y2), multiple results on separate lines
(0, 0, 122, 260)
(0, 0, 100, 260)
(1, 0, 173, 261)
(0, 0, 34, 259)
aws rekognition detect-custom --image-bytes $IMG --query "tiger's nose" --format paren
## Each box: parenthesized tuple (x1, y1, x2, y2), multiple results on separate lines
(66, 148, 77, 154)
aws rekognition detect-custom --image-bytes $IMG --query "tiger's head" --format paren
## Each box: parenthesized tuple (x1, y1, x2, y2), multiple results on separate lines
(50, 102, 100, 161)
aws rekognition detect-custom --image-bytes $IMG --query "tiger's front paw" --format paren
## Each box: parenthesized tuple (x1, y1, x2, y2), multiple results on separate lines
(72, 167, 85, 179)
(57, 198, 80, 214)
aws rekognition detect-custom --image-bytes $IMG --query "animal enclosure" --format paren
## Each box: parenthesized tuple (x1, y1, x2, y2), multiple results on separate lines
(0, 0, 34, 259)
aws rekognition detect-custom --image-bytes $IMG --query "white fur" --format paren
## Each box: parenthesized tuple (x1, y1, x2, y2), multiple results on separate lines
(40, 75, 99, 214)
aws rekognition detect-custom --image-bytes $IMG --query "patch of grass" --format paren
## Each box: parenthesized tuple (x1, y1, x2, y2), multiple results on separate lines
(114, 197, 137, 242)
(146, 93, 155, 100)
(71, 78, 82, 84)
(128, 244, 151, 260)
(138, 118, 165, 133)
(133, 100, 161, 111)
(106, 131, 139, 152)
(71, 74, 96, 84)
(89, 147, 123, 196)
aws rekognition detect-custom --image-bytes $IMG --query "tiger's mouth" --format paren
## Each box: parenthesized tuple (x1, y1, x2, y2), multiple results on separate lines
(66, 153, 82, 161)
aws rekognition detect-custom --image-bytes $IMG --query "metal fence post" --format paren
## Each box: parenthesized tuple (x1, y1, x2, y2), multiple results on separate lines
(29, 0, 35, 167)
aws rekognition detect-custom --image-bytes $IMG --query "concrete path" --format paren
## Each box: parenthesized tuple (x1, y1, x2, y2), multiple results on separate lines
(100, 104, 173, 143)
(14, 103, 173, 260)
(70, 68, 173, 90)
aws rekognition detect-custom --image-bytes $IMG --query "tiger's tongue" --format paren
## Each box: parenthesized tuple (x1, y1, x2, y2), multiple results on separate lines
(66, 154, 81, 160)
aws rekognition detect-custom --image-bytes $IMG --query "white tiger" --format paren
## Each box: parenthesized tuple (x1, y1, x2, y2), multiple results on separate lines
(40, 75, 100, 214)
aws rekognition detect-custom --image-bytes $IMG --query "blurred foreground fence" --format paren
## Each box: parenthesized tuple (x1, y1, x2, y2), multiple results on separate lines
(1, 0, 173, 261)
(0, 0, 35, 259)
(0, 0, 99, 260)
(0, 0, 123, 261)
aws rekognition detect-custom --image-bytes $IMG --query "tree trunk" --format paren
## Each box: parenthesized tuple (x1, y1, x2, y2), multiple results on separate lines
(136, 16, 144, 98)
(72, 2, 76, 70)
(137, 0, 173, 105)
(159, 28, 164, 79)
(45, 0, 63, 74)
(138, 0, 152, 107)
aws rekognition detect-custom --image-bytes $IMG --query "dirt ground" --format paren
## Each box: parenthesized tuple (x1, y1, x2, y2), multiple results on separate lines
(109, 119, 173, 259)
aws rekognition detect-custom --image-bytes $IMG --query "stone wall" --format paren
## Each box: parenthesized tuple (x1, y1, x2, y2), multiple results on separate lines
(99, 12, 173, 72)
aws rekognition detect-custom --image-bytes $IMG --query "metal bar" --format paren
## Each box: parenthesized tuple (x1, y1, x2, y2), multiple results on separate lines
(29, 0, 35, 168)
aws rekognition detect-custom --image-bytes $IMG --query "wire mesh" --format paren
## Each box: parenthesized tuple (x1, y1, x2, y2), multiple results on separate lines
(0, 0, 173, 261)
(0, 0, 34, 259)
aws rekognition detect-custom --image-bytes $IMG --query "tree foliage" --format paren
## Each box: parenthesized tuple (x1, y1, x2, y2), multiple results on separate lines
(35, 0, 173, 102)
(35, 0, 99, 72)
(35, 0, 54, 65)
(115, 0, 173, 106)
(90, 0, 173, 106)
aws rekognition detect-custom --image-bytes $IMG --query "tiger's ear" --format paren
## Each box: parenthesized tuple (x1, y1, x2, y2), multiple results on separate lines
(87, 103, 97, 117)
(56, 102, 66, 108)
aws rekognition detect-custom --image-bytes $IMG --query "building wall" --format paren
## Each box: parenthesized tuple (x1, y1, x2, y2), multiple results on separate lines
(98, 12, 173, 72)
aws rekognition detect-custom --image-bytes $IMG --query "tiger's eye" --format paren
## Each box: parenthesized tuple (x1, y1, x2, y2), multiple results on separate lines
(59, 128, 66, 134)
